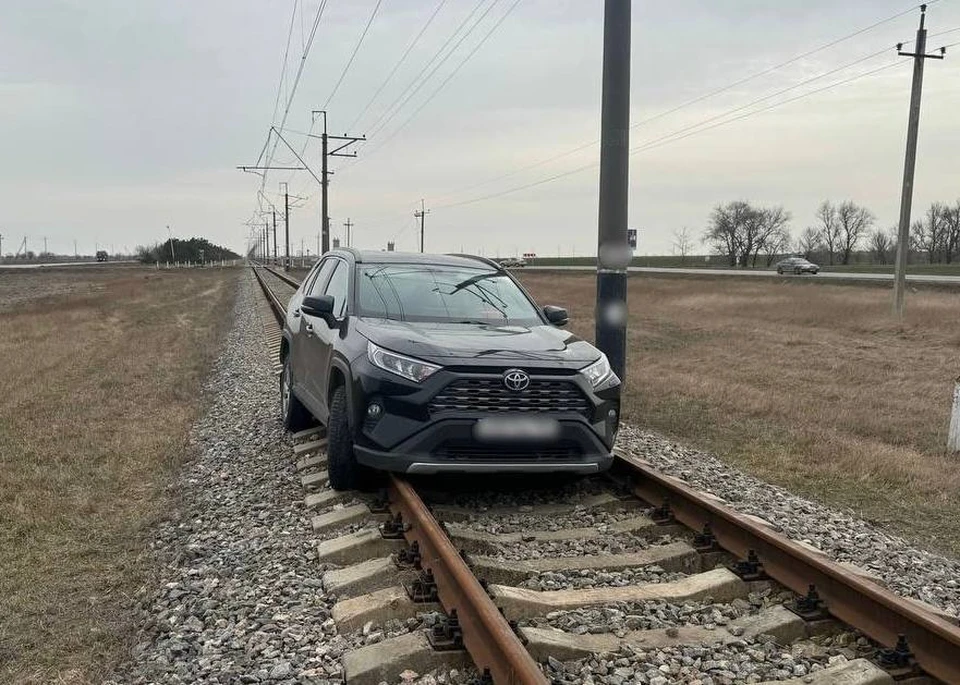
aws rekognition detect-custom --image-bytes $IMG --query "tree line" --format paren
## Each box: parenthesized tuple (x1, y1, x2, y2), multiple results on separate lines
(703, 198, 960, 266)
(137, 237, 240, 264)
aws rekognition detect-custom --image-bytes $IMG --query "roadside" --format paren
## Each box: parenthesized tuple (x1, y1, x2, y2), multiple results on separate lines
(0, 266, 238, 683)
(519, 271, 960, 559)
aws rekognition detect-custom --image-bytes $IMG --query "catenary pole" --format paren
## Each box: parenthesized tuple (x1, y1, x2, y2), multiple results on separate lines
(595, 0, 631, 382)
(892, 4, 945, 319)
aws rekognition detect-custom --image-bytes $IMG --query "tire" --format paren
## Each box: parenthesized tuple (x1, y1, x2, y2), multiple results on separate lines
(281, 356, 314, 432)
(327, 385, 371, 491)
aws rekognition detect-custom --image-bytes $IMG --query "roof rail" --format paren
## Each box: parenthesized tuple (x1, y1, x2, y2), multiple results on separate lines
(445, 253, 504, 270)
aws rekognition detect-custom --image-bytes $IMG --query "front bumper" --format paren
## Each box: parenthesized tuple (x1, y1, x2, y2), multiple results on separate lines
(355, 416, 615, 474)
(350, 358, 619, 475)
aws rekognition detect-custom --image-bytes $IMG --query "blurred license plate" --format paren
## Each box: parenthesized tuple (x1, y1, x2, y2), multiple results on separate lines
(473, 417, 560, 444)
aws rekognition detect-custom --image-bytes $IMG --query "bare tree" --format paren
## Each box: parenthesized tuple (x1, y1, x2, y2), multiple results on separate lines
(703, 201, 791, 267)
(870, 229, 892, 264)
(672, 226, 693, 264)
(815, 201, 841, 265)
(835, 201, 873, 265)
(796, 226, 822, 260)
(944, 202, 960, 264)
(912, 202, 948, 263)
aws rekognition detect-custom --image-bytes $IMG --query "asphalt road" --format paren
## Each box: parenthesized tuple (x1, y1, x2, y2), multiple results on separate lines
(0, 260, 140, 269)
(527, 265, 960, 284)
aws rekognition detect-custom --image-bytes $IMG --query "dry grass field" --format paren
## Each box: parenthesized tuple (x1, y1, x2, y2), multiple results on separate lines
(520, 272, 960, 557)
(0, 266, 238, 683)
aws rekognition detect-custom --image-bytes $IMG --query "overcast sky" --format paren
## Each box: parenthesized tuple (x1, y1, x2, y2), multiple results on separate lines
(2, 0, 959, 258)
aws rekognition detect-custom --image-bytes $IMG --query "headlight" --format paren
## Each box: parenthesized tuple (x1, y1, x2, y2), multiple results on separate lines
(367, 341, 441, 383)
(581, 353, 615, 389)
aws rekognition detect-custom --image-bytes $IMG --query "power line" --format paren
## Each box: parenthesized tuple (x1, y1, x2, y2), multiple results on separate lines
(257, 0, 330, 185)
(321, 0, 385, 111)
(270, 1, 299, 129)
(429, 1, 934, 204)
(361, 0, 493, 141)
(346, 0, 451, 132)
(434, 58, 907, 210)
(360, 0, 524, 161)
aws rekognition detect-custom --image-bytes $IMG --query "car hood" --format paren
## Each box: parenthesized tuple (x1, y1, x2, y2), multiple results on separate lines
(355, 318, 600, 367)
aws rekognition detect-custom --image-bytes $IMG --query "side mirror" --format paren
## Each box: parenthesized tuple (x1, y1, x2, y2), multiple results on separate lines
(543, 305, 568, 326)
(301, 294, 335, 322)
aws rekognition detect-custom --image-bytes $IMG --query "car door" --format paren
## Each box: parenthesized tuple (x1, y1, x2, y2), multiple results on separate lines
(301, 258, 350, 421)
(292, 259, 337, 411)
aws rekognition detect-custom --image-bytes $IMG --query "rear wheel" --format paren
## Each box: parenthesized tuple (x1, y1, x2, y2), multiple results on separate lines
(327, 385, 372, 491)
(281, 356, 314, 432)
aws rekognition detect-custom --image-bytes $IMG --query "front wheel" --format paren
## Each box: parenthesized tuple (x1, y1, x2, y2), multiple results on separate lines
(281, 356, 314, 432)
(327, 385, 372, 491)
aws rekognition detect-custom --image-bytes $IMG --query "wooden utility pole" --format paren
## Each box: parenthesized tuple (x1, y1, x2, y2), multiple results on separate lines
(415, 199, 429, 253)
(892, 4, 945, 319)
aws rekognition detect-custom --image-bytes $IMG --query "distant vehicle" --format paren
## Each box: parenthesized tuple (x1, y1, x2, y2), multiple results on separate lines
(279, 249, 620, 490)
(775, 257, 819, 275)
(96, 250, 108, 262)
(498, 257, 526, 268)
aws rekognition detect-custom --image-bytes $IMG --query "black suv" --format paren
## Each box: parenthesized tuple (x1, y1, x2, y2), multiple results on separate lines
(280, 249, 621, 490)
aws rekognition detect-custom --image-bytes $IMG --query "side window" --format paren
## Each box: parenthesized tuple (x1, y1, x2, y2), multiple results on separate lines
(323, 261, 350, 318)
(308, 260, 337, 296)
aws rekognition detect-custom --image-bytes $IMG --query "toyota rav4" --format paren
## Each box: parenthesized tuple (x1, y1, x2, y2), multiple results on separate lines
(279, 249, 621, 490)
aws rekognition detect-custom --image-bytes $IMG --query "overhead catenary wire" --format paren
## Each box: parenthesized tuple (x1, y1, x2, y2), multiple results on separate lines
(321, 0, 386, 111)
(357, 0, 524, 163)
(346, 0, 452, 132)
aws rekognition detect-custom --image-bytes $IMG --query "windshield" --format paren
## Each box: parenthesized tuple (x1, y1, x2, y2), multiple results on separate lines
(357, 264, 542, 324)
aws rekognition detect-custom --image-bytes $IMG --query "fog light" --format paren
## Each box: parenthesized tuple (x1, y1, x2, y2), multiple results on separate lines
(607, 409, 618, 423)
(367, 402, 383, 419)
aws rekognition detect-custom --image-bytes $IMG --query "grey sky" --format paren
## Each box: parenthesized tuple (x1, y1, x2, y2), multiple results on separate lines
(2, 0, 958, 258)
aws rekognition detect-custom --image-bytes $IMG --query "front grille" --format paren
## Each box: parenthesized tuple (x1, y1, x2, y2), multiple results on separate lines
(434, 440, 582, 462)
(428, 378, 590, 417)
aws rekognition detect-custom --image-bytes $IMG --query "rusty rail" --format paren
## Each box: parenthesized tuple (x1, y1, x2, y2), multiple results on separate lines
(387, 475, 548, 685)
(618, 452, 960, 684)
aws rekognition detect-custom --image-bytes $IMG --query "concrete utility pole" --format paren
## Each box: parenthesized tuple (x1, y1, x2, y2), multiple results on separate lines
(313, 110, 365, 255)
(415, 199, 429, 253)
(272, 210, 278, 265)
(892, 4, 945, 319)
(344, 218, 353, 247)
(0, 233, 3, 258)
(595, 0, 632, 382)
(281, 182, 290, 271)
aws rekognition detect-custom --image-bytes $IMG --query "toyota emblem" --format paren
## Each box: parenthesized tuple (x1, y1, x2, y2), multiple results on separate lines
(503, 368, 530, 392)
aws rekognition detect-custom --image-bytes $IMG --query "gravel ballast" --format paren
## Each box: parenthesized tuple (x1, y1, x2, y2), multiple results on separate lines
(110, 275, 341, 684)
(617, 425, 960, 617)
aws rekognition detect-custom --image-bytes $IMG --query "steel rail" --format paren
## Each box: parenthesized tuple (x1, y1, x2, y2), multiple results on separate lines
(251, 264, 286, 324)
(387, 475, 548, 685)
(618, 452, 960, 684)
(261, 263, 303, 290)
(250, 263, 960, 681)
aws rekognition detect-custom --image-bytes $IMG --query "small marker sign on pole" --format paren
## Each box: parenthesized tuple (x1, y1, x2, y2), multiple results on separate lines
(948, 376, 960, 453)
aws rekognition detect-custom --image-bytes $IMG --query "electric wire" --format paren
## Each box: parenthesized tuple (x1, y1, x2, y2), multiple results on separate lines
(434, 59, 908, 210)
(321, 0, 385, 111)
(346, 0, 451, 132)
(428, 0, 935, 204)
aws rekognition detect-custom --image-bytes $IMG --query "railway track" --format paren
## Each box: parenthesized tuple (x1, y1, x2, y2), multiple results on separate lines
(250, 263, 960, 685)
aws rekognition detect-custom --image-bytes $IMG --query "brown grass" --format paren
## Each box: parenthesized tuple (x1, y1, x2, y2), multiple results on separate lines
(520, 272, 960, 556)
(0, 267, 239, 683)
